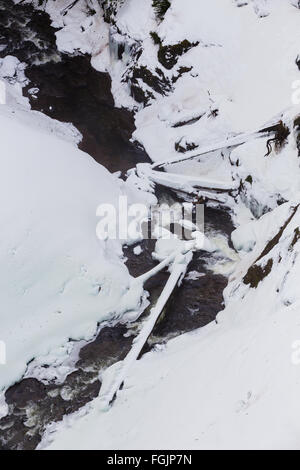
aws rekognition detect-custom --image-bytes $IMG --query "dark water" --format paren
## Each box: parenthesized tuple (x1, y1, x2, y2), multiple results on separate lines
(0, 1, 234, 450)
(0, 0, 149, 173)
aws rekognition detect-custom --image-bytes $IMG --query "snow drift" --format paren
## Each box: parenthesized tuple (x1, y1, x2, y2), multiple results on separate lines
(0, 102, 144, 391)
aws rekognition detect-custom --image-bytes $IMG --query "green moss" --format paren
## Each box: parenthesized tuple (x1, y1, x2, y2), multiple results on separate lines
(245, 175, 253, 185)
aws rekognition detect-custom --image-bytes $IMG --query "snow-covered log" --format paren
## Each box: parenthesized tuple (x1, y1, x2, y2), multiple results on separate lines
(136, 163, 237, 200)
(99, 236, 204, 410)
(151, 128, 277, 170)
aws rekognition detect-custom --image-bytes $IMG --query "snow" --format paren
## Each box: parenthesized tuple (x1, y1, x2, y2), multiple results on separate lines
(10, 0, 300, 451)
(185, 270, 204, 281)
(0, 101, 146, 391)
(43, 198, 300, 450)
(116, 0, 156, 41)
(133, 245, 142, 256)
(43, 298, 300, 450)
(104, 0, 300, 175)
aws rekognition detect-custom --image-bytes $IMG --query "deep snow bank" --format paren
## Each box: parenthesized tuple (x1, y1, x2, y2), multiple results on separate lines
(0, 101, 146, 391)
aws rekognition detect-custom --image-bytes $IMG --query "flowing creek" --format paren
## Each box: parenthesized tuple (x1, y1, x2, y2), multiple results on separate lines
(0, 1, 235, 450)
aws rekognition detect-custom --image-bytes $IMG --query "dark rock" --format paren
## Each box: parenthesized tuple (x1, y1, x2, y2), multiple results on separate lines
(158, 40, 199, 70)
(127, 65, 172, 105)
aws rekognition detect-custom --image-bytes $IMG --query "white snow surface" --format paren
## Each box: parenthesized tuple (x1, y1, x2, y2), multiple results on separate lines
(0, 100, 147, 391)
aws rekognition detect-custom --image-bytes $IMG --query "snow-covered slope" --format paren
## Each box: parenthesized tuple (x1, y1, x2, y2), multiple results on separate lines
(0, 100, 146, 391)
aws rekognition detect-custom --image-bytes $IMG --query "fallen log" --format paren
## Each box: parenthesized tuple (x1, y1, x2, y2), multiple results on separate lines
(99, 235, 203, 410)
(151, 126, 278, 170)
(136, 164, 237, 202)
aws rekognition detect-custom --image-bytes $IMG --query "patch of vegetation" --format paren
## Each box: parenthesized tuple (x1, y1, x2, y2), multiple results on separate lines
(152, 0, 171, 21)
(101, 0, 124, 23)
(126, 65, 172, 105)
(263, 120, 290, 157)
(150, 31, 162, 45)
(245, 175, 253, 185)
(257, 205, 299, 262)
(243, 259, 273, 289)
(158, 39, 199, 70)
(172, 66, 193, 83)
